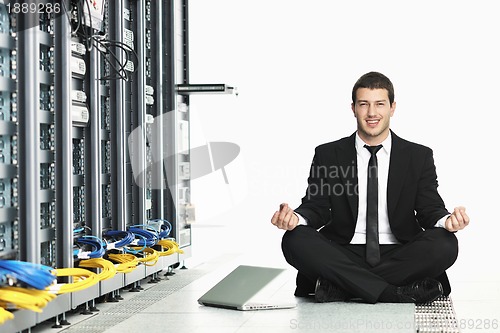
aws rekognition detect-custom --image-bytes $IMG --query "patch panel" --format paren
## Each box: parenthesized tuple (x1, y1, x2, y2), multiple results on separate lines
(40, 240, 56, 267)
(71, 55, 87, 76)
(0, 135, 10, 162)
(40, 123, 55, 151)
(145, 0, 151, 21)
(146, 29, 151, 49)
(123, 28, 134, 49)
(39, 45, 54, 73)
(0, 220, 18, 259)
(71, 41, 86, 56)
(0, 4, 9, 33)
(40, 201, 55, 230)
(10, 49, 17, 80)
(10, 177, 17, 208)
(145, 95, 154, 105)
(73, 186, 85, 226)
(124, 60, 134, 72)
(72, 104, 90, 126)
(145, 57, 151, 77)
(102, 184, 112, 220)
(0, 180, 10, 208)
(71, 90, 87, 103)
(124, 7, 130, 21)
(39, 12, 54, 34)
(102, 141, 111, 174)
(0, 49, 10, 77)
(101, 97, 110, 130)
(40, 84, 55, 112)
(40, 163, 55, 190)
(145, 85, 154, 95)
(0, 93, 7, 121)
(73, 139, 85, 175)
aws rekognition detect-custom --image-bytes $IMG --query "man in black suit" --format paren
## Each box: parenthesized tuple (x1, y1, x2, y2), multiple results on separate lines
(271, 72, 469, 304)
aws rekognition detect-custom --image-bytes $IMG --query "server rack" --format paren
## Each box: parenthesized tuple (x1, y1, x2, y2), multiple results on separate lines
(0, 1, 193, 331)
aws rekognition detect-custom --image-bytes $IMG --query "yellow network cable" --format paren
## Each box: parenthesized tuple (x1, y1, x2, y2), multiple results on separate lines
(48, 268, 99, 294)
(79, 258, 117, 281)
(0, 307, 14, 324)
(129, 247, 159, 266)
(107, 253, 139, 273)
(157, 239, 184, 256)
(0, 287, 56, 313)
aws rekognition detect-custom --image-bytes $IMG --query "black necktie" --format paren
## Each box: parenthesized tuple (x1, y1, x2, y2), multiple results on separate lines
(364, 144, 383, 266)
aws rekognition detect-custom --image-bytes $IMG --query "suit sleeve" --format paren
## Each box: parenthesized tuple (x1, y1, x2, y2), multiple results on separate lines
(415, 148, 450, 229)
(295, 147, 331, 229)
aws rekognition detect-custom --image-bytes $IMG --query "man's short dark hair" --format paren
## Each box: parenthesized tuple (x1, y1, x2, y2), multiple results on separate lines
(352, 72, 395, 105)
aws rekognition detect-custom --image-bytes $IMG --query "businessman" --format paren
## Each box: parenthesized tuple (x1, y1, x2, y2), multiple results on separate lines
(271, 72, 469, 304)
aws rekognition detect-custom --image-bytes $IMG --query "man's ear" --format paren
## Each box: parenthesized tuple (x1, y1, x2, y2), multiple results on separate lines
(351, 103, 356, 117)
(390, 101, 396, 117)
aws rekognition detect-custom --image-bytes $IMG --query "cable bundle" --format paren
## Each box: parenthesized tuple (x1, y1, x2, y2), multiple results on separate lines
(78, 258, 117, 281)
(61, 0, 138, 81)
(74, 236, 106, 259)
(103, 230, 135, 249)
(107, 253, 139, 273)
(0, 306, 14, 325)
(48, 268, 99, 294)
(129, 247, 159, 266)
(90, 36, 138, 81)
(0, 260, 56, 290)
(128, 226, 159, 247)
(148, 219, 172, 239)
(156, 239, 184, 257)
(0, 286, 56, 313)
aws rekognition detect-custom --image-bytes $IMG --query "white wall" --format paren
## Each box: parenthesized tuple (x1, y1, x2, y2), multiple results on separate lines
(187, 0, 500, 284)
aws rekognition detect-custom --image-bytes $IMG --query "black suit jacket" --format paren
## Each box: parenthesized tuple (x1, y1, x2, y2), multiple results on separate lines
(295, 131, 450, 244)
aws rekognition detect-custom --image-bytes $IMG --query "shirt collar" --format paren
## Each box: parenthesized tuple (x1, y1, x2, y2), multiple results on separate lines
(355, 131, 392, 156)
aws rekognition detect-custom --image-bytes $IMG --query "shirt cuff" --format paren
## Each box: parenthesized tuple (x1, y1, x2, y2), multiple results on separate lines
(296, 213, 308, 226)
(434, 214, 450, 228)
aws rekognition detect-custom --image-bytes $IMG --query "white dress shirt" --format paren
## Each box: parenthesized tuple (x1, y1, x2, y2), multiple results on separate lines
(297, 131, 448, 244)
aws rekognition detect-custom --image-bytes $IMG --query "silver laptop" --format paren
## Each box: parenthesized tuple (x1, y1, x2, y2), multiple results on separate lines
(198, 265, 296, 311)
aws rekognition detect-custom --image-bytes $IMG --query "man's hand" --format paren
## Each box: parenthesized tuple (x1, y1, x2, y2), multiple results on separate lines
(445, 206, 470, 232)
(271, 203, 299, 230)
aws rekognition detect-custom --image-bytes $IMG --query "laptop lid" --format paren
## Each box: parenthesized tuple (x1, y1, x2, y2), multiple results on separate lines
(197, 265, 289, 310)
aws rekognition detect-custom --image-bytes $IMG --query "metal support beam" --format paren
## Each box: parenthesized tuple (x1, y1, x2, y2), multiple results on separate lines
(18, 14, 40, 263)
(54, 0, 73, 270)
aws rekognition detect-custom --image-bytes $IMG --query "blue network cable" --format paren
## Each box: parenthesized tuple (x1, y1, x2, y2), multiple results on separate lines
(123, 233, 147, 254)
(103, 230, 135, 248)
(75, 236, 106, 259)
(128, 226, 158, 247)
(0, 260, 55, 290)
(148, 219, 172, 239)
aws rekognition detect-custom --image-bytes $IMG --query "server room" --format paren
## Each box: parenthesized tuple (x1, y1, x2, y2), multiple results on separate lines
(0, 1, 499, 332)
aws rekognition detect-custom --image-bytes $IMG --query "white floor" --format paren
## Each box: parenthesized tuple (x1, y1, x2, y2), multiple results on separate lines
(30, 223, 500, 333)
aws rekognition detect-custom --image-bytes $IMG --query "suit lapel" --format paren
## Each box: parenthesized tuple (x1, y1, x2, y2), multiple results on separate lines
(387, 132, 410, 220)
(337, 133, 358, 221)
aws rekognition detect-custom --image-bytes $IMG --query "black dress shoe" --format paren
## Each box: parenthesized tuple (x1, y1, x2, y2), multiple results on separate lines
(314, 277, 350, 303)
(396, 278, 443, 304)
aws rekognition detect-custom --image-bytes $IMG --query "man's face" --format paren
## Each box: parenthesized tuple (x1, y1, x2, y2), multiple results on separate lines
(351, 88, 395, 144)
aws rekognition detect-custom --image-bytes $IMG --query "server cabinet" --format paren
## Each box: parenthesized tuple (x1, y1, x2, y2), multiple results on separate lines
(1, 0, 193, 331)
(0, 1, 19, 262)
